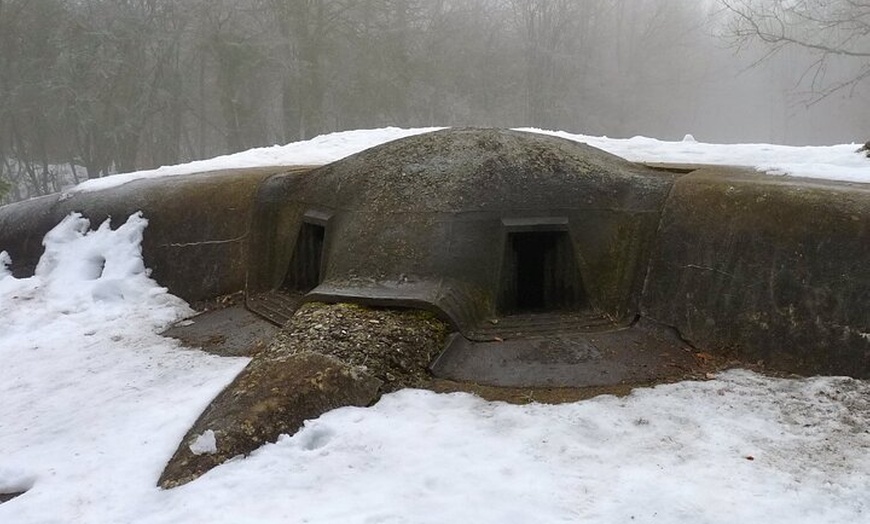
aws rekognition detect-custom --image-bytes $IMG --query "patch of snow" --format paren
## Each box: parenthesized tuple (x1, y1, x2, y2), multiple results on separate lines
(521, 127, 869, 183)
(67, 127, 443, 195)
(62, 127, 870, 196)
(131, 372, 869, 524)
(0, 213, 248, 522)
(0, 251, 10, 280)
(0, 466, 35, 494)
(189, 430, 217, 456)
(34, 213, 156, 305)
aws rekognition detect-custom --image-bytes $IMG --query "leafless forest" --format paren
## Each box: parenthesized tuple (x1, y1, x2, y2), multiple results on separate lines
(1, 0, 868, 203)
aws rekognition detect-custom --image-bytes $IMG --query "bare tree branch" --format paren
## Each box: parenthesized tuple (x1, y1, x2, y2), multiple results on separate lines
(720, 0, 870, 100)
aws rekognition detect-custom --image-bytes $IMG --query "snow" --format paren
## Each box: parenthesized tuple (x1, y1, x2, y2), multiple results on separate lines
(0, 214, 248, 522)
(63, 127, 870, 196)
(189, 430, 217, 456)
(520, 128, 870, 184)
(2, 130, 870, 522)
(69, 127, 443, 194)
(0, 250, 11, 279)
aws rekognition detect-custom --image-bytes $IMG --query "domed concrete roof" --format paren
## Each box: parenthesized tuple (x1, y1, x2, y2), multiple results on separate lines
(293, 127, 668, 213)
(248, 128, 677, 331)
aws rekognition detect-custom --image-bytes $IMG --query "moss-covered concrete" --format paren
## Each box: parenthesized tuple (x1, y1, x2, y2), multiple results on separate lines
(642, 168, 870, 377)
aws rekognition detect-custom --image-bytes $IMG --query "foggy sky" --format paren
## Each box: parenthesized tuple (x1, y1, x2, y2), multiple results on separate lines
(1, 0, 868, 203)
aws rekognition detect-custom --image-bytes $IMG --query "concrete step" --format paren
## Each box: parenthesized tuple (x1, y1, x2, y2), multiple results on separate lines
(466, 310, 625, 341)
(246, 290, 307, 326)
(431, 319, 704, 388)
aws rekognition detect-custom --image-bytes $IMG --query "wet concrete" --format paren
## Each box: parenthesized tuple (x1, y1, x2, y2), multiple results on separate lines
(163, 305, 277, 357)
(430, 319, 708, 388)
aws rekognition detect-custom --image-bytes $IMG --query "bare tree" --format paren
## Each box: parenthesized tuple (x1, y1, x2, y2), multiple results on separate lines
(0, 0, 67, 199)
(720, 0, 870, 100)
(506, 0, 588, 127)
(4, 0, 866, 205)
(260, 0, 348, 141)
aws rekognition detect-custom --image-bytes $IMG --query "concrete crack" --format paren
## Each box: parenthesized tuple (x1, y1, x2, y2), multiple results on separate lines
(162, 235, 247, 248)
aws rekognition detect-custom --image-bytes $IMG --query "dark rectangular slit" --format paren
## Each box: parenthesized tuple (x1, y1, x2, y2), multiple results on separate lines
(282, 222, 325, 293)
(499, 230, 585, 314)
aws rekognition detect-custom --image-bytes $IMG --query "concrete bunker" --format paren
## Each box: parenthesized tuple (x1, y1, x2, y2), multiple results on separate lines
(3, 127, 870, 488)
(246, 128, 675, 334)
(1, 128, 868, 379)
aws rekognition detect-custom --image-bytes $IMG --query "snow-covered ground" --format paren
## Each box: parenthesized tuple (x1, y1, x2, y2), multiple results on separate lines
(69, 127, 870, 195)
(2, 129, 870, 523)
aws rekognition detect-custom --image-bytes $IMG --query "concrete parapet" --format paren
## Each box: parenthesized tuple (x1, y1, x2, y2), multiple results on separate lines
(642, 168, 870, 376)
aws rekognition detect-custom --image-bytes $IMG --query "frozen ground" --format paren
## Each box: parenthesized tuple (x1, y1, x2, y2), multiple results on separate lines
(68, 127, 870, 195)
(2, 129, 869, 523)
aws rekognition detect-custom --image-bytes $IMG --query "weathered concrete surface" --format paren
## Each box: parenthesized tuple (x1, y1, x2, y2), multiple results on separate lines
(0, 167, 308, 302)
(248, 128, 676, 331)
(158, 351, 381, 488)
(163, 303, 277, 358)
(157, 299, 723, 487)
(431, 319, 711, 388)
(642, 168, 870, 377)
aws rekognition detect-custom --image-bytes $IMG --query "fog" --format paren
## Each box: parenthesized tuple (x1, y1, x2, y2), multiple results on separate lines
(1, 0, 868, 203)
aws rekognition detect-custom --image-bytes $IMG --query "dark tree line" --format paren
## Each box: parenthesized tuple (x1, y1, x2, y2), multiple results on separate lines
(0, 0, 726, 203)
(1, 0, 866, 204)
